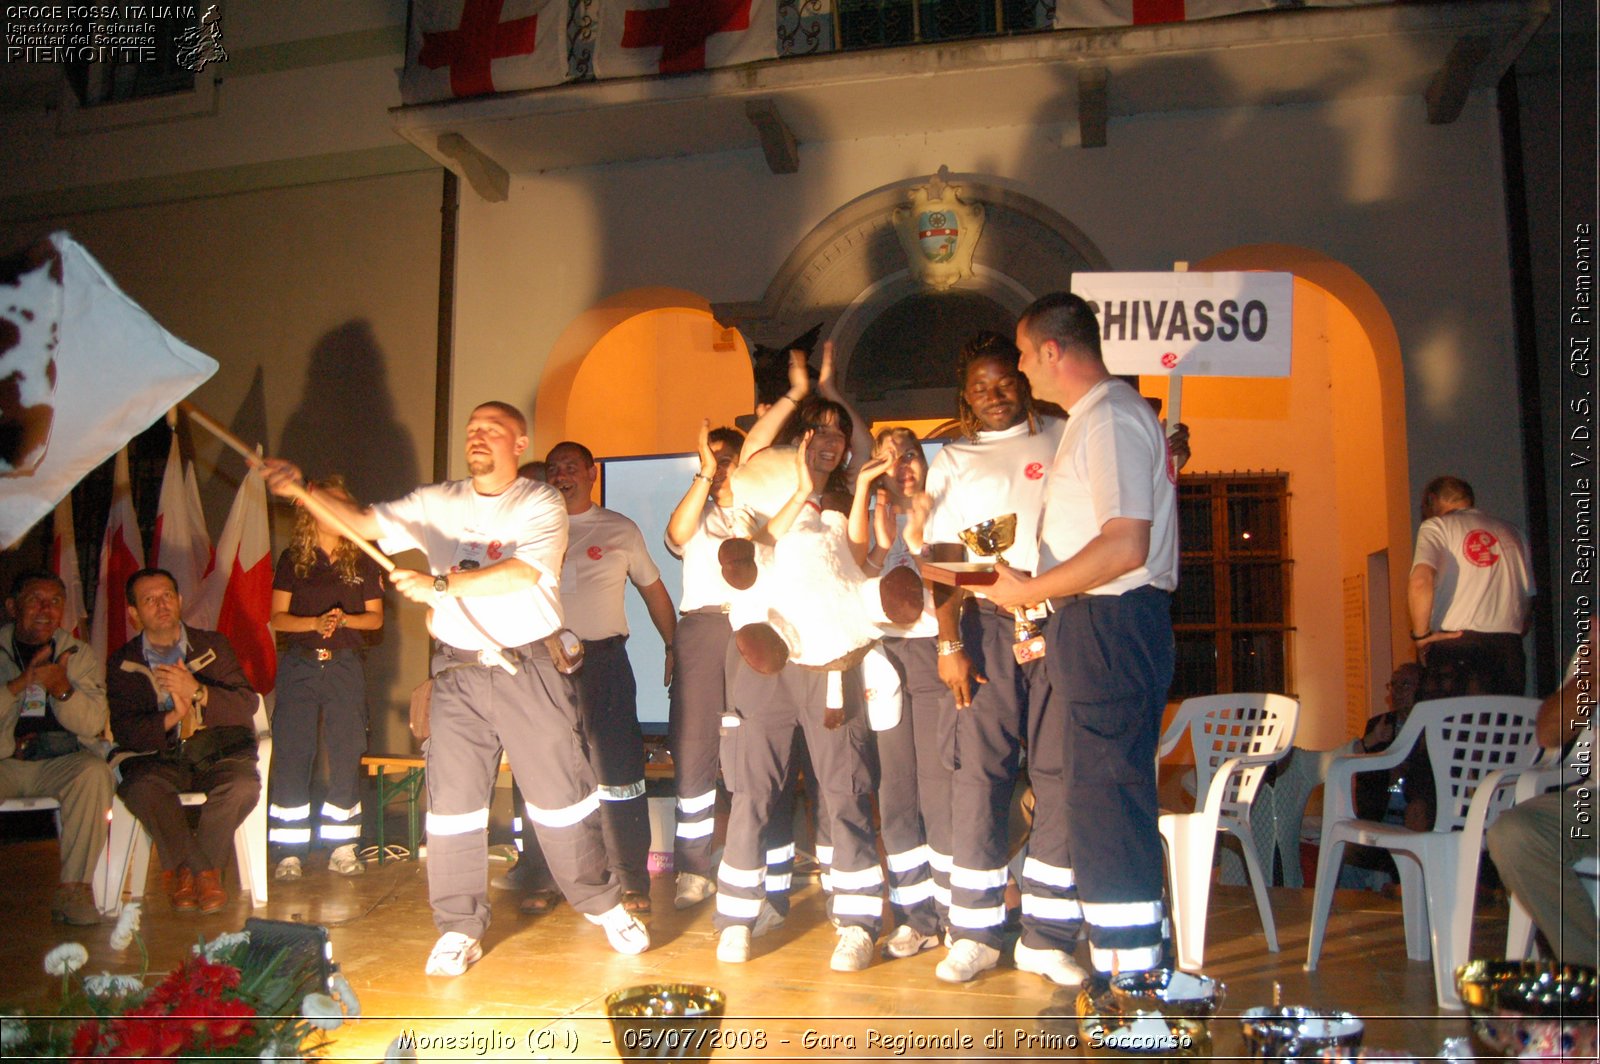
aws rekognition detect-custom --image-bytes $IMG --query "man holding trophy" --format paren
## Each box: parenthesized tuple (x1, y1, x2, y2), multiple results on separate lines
(987, 292, 1179, 980)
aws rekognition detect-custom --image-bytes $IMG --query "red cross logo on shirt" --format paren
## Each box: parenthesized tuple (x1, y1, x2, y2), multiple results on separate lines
(621, 0, 753, 75)
(1462, 529, 1501, 568)
(587, 546, 604, 561)
(418, 0, 540, 98)
(1024, 462, 1045, 481)
(487, 540, 504, 561)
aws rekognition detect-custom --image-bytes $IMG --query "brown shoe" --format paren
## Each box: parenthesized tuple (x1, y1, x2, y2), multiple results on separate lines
(195, 869, 227, 914)
(517, 889, 560, 917)
(621, 889, 652, 915)
(163, 867, 197, 911)
(51, 882, 102, 926)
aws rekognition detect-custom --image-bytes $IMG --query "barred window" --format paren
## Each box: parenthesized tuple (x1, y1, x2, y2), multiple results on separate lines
(834, 0, 1050, 50)
(1171, 473, 1293, 701)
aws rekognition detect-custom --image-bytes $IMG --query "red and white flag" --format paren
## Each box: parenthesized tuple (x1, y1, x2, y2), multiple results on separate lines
(402, 0, 568, 103)
(1055, 0, 1273, 27)
(594, 0, 775, 79)
(89, 448, 145, 664)
(152, 429, 213, 619)
(189, 466, 276, 694)
(0, 233, 217, 549)
(49, 494, 87, 640)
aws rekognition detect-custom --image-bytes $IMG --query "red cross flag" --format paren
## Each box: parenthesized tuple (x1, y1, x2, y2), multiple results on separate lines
(152, 427, 214, 618)
(402, 0, 567, 103)
(49, 494, 87, 640)
(595, 0, 775, 79)
(1055, 0, 1274, 27)
(89, 448, 145, 667)
(0, 233, 217, 550)
(188, 465, 276, 694)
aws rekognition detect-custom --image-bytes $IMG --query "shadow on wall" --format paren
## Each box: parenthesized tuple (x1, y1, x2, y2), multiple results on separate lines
(277, 320, 420, 755)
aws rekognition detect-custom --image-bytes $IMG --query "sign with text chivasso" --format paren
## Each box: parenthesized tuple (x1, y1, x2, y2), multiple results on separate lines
(1070, 272, 1293, 377)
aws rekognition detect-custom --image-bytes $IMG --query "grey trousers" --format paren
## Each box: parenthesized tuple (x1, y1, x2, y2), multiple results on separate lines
(0, 750, 114, 882)
(1487, 786, 1598, 964)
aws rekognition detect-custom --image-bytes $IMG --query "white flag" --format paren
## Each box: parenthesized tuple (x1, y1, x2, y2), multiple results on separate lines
(0, 233, 218, 549)
(152, 429, 213, 616)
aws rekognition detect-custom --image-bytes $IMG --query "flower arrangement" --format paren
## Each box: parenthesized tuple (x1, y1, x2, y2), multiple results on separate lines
(4, 928, 358, 1061)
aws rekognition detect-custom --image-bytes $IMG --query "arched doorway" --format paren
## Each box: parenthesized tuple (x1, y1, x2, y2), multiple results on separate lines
(1169, 246, 1409, 749)
(532, 288, 753, 459)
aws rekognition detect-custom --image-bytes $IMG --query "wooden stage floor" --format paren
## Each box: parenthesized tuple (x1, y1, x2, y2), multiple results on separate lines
(2, 838, 1508, 1061)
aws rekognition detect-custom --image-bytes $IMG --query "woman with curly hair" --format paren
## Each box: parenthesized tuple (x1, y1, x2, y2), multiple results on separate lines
(266, 476, 384, 879)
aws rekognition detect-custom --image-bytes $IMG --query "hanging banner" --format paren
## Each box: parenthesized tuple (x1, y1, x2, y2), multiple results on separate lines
(1069, 271, 1293, 377)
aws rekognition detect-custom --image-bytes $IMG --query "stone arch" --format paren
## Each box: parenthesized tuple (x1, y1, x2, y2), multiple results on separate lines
(714, 173, 1111, 421)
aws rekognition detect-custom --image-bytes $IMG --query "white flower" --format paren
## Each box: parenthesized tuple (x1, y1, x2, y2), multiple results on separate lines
(384, 1036, 418, 1062)
(193, 930, 251, 960)
(2, 1017, 28, 1051)
(109, 902, 142, 951)
(329, 971, 361, 1018)
(257, 1042, 290, 1061)
(82, 972, 145, 997)
(43, 943, 88, 977)
(300, 992, 344, 1031)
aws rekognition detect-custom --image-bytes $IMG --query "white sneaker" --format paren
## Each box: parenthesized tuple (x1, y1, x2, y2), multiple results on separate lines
(674, 873, 716, 910)
(752, 900, 786, 938)
(328, 844, 365, 877)
(716, 925, 751, 963)
(586, 905, 651, 955)
(936, 939, 1001, 983)
(882, 924, 940, 960)
(830, 926, 875, 972)
(274, 856, 303, 881)
(1013, 940, 1089, 986)
(424, 931, 482, 977)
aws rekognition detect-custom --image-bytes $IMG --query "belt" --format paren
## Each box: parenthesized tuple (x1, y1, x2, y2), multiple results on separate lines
(439, 639, 551, 669)
(1047, 594, 1093, 611)
(290, 645, 351, 664)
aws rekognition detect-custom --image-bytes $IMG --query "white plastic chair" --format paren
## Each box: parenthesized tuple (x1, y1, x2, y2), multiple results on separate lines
(1304, 695, 1543, 1009)
(1157, 693, 1299, 971)
(0, 795, 116, 913)
(1502, 745, 1600, 958)
(98, 696, 272, 914)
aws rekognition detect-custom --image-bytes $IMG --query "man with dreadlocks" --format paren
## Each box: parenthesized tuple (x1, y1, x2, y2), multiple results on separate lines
(924, 331, 1191, 985)
(921, 331, 1079, 984)
(267, 476, 385, 879)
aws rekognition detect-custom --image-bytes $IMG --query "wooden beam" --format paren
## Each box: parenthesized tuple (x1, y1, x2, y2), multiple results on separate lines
(1078, 66, 1108, 149)
(435, 132, 509, 202)
(745, 98, 799, 174)
(1424, 35, 1491, 125)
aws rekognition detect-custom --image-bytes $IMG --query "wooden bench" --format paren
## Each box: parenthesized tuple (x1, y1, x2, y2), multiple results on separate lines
(362, 754, 675, 864)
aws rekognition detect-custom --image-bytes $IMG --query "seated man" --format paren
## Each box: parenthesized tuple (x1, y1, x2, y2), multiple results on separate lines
(108, 568, 261, 915)
(1486, 623, 1597, 964)
(0, 570, 113, 926)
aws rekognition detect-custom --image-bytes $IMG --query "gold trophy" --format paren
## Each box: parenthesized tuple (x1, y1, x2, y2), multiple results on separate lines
(958, 515, 1048, 664)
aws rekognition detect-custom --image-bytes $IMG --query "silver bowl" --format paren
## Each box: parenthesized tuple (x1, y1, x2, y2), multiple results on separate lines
(1239, 1006, 1364, 1061)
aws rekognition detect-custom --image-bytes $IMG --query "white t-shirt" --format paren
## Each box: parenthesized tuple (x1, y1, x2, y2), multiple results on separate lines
(372, 478, 566, 651)
(669, 500, 748, 613)
(1037, 378, 1179, 595)
(923, 415, 1066, 581)
(1412, 507, 1533, 634)
(560, 505, 663, 641)
(880, 511, 937, 638)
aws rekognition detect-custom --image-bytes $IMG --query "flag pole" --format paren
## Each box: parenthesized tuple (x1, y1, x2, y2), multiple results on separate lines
(177, 401, 521, 675)
(177, 401, 395, 575)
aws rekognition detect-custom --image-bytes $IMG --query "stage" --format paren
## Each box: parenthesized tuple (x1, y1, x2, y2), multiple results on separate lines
(2, 835, 1500, 1061)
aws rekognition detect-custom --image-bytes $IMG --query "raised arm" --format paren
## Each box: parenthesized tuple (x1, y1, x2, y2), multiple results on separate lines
(742, 350, 811, 461)
(262, 458, 382, 541)
(667, 419, 717, 550)
(815, 340, 873, 481)
(847, 453, 892, 570)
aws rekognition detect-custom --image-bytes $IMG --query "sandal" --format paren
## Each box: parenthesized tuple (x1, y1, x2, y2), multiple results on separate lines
(621, 890, 652, 915)
(518, 890, 560, 917)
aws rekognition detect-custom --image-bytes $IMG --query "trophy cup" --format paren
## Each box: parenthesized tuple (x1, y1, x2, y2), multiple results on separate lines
(957, 515, 1048, 664)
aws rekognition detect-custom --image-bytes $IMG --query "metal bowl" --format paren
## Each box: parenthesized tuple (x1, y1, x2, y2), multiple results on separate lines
(1239, 1006, 1364, 1061)
(1456, 961, 1597, 1058)
(604, 983, 726, 1062)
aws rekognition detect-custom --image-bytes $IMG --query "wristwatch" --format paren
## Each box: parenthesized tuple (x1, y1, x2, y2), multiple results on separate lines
(433, 574, 450, 596)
